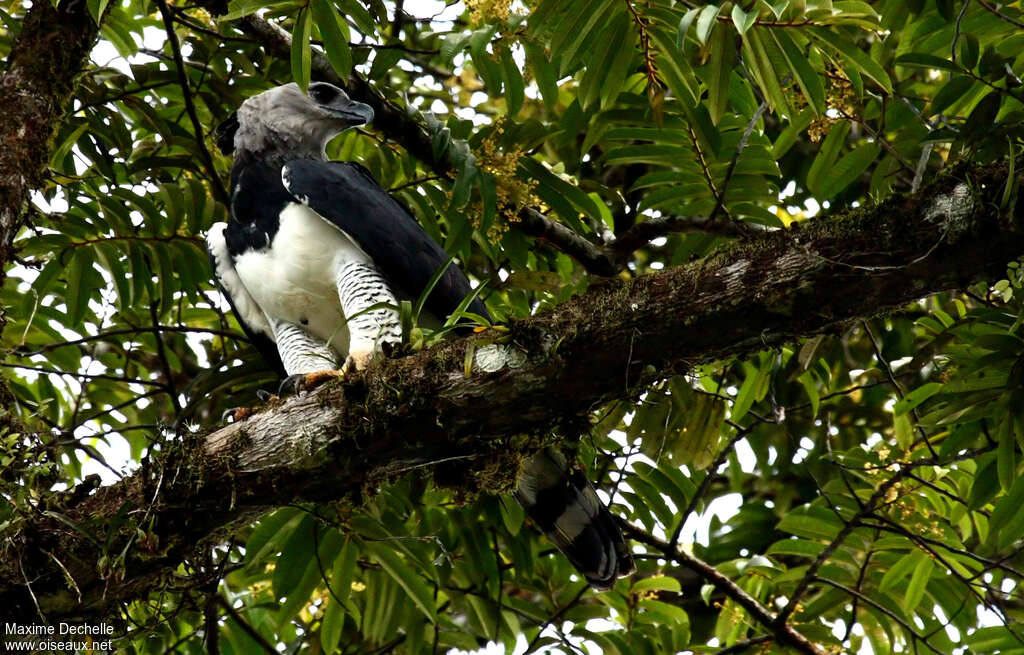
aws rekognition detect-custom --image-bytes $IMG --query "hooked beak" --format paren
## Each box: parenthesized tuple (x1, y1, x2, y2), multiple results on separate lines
(308, 82, 374, 127)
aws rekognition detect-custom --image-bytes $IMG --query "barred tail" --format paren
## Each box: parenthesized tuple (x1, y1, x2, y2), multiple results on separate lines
(514, 449, 635, 590)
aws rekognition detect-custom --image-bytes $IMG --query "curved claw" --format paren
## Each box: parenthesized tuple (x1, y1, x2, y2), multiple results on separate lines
(221, 406, 257, 424)
(256, 389, 277, 403)
(279, 370, 345, 396)
(278, 374, 306, 396)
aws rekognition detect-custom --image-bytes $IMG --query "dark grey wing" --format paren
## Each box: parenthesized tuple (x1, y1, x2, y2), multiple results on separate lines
(515, 449, 635, 590)
(282, 160, 490, 324)
(206, 222, 286, 377)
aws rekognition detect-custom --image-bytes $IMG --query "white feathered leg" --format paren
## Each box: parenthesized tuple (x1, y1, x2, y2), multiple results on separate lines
(269, 318, 339, 376)
(335, 260, 401, 372)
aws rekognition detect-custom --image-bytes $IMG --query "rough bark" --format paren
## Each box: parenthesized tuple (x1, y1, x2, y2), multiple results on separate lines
(0, 0, 100, 304)
(0, 162, 1020, 622)
(0, 0, 104, 476)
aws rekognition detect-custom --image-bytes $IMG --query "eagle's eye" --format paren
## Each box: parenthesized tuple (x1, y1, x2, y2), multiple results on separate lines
(309, 83, 339, 106)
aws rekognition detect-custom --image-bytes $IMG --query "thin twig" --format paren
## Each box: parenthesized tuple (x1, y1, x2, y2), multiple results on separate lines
(714, 635, 773, 654)
(861, 320, 938, 457)
(0, 362, 166, 387)
(150, 302, 181, 414)
(17, 554, 44, 621)
(709, 100, 769, 224)
(15, 325, 248, 356)
(155, 0, 229, 206)
(215, 596, 279, 654)
(668, 426, 751, 549)
(524, 584, 589, 654)
(816, 578, 947, 654)
(620, 521, 826, 655)
(952, 0, 971, 65)
(912, 143, 934, 193)
(976, 0, 1024, 28)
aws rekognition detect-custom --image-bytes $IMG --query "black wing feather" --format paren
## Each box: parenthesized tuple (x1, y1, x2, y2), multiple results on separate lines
(282, 160, 490, 324)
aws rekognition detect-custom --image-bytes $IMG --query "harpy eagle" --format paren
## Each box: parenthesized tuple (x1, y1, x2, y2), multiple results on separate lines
(206, 81, 634, 589)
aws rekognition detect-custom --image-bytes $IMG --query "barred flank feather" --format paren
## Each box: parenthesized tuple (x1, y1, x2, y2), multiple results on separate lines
(514, 449, 635, 590)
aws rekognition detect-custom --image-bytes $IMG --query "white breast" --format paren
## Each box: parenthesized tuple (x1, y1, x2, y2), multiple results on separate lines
(233, 202, 371, 352)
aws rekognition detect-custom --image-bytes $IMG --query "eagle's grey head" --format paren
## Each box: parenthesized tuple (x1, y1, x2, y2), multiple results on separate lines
(218, 82, 373, 160)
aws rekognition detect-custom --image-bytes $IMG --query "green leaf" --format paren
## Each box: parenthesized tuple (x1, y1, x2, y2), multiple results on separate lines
(928, 75, 976, 117)
(740, 27, 791, 116)
(246, 509, 304, 569)
(730, 4, 758, 35)
(902, 554, 934, 612)
(86, 0, 110, 24)
(961, 92, 1002, 140)
(894, 412, 914, 450)
(997, 498, 1024, 550)
(798, 371, 820, 417)
(500, 46, 525, 115)
(673, 388, 726, 469)
(705, 23, 735, 124)
(808, 27, 893, 93)
(65, 248, 95, 327)
(291, 9, 313, 92)
(632, 575, 682, 594)
(273, 514, 316, 599)
(321, 538, 357, 652)
(50, 122, 91, 169)
(967, 627, 1024, 652)
(639, 598, 690, 628)
(990, 473, 1024, 539)
(500, 496, 525, 536)
(777, 507, 843, 540)
(364, 542, 437, 622)
(731, 357, 772, 422)
(311, 0, 353, 78)
(339, 0, 376, 35)
(935, 0, 955, 21)
(94, 242, 130, 312)
(821, 143, 880, 198)
(276, 527, 343, 627)
(772, 107, 814, 158)
(767, 538, 826, 558)
(368, 48, 402, 82)
(997, 419, 1016, 492)
(879, 549, 924, 593)
(450, 155, 478, 209)
(526, 43, 560, 110)
(649, 26, 699, 107)
(771, 28, 826, 115)
(552, 0, 616, 74)
(678, 7, 700, 46)
(695, 4, 720, 45)
(892, 382, 943, 416)
(895, 53, 962, 73)
(969, 454, 1000, 509)
(806, 121, 850, 196)
(581, 10, 632, 110)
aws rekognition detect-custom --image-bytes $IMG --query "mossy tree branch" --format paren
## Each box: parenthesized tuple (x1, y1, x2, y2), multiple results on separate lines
(0, 0, 102, 301)
(0, 161, 1019, 626)
(0, 0, 105, 457)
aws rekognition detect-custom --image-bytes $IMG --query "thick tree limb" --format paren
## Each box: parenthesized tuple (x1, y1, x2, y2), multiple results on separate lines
(0, 0, 100, 293)
(0, 0, 103, 454)
(1, 161, 1020, 623)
